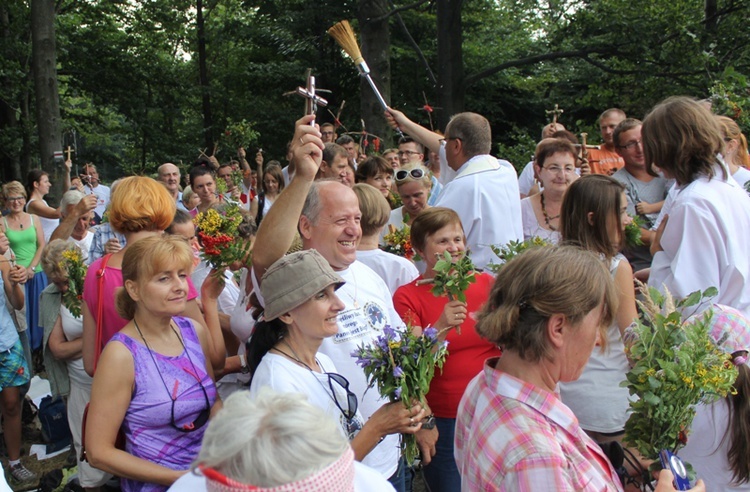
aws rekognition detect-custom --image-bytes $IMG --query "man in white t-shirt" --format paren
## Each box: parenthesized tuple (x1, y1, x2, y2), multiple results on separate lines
(81, 163, 111, 221)
(251, 116, 436, 491)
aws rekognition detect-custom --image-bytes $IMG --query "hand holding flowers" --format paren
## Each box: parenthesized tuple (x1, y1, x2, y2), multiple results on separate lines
(353, 324, 448, 464)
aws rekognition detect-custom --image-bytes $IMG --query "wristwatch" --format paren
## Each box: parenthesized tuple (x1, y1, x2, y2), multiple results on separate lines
(422, 414, 436, 430)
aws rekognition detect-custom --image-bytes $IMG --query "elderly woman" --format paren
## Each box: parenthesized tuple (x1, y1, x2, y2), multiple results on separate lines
(455, 245, 703, 492)
(382, 163, 433, 236)
(168, 390, 394, 491)
(353, 184, 418, 295)
(392, 207, 500, 491)
(520, 138, 579, 243)
(1, 180, 46, 352)
(40, 240, 111, 491)
(85, 235, 221, 492)
(246, 250, 424, 484)
(81, 176, 224, 376)
(644, 97, 750, 317)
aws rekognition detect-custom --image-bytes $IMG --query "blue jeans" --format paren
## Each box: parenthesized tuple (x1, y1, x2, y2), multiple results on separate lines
(388, 455, 407, 492)
(422, 417, 461, 492)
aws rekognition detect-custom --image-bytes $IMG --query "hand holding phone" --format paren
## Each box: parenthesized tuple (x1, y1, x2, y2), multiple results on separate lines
(660, 450, 691, 491)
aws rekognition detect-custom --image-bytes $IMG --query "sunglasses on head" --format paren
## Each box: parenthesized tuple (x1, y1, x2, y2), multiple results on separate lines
(326, 372, 358, 420)
(395, 168, 426, 183)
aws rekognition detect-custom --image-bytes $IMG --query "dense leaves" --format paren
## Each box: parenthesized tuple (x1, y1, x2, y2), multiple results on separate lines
(3, 0, 749, 182)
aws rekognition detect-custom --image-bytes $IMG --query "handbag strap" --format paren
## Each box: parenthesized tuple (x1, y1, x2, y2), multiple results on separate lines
(92, 253, 112, 373)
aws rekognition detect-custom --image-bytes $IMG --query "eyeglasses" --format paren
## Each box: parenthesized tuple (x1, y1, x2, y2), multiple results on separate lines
(618, 139, 642, 150)
(542, 166, 577, 175)
(395, 168, 426, 183)
(5, 197, 24, 202)
(169, 373, 212, 433)
(326, 372, 358, 420)
(397, 150, 421, 157)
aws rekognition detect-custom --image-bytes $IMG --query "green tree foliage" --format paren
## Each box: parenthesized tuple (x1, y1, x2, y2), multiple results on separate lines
(5, 0, 749, 182)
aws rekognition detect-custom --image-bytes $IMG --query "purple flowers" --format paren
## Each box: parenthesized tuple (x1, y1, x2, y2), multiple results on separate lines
(393, 366, 404, 378)
(424, 327, 438, 342)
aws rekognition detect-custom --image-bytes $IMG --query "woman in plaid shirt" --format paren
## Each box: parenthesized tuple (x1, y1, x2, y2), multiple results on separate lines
(454, 245, 704, 492)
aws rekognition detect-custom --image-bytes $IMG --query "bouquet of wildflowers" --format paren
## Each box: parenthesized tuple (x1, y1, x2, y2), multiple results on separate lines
(194, 203, 251, 274)
(353, 325, 448, 464)
(488, 237, 550, 274)
(622, 285, 738, 473)
(381, 224, 420, 261)
(60, 246, 87, 318)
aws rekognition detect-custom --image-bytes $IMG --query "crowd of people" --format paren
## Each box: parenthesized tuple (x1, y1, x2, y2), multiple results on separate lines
(0, 95, 749, 492)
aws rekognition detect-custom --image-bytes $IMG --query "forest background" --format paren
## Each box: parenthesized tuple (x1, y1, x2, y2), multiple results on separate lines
(2, 0, 750, 202)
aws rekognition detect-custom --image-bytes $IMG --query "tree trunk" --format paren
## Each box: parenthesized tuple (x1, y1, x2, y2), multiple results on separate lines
(31, 0, 64, 205)
(436, 0, 465, 130)
(197, 0, 214, 152)
(0, 6, 22, 182)
(358, 0, 392, 150)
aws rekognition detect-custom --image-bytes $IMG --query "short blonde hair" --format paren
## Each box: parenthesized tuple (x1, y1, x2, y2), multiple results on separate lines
(395, 163, 432, 190)
(108, 176, 175, 234)
(116, 234, 194, 320)
(476, 245, 617, 362)
(353, 183, 391, 236)
(2, 181, 26, 200)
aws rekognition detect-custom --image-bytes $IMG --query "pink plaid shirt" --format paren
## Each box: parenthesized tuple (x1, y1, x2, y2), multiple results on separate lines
(455, 357, 623, 491)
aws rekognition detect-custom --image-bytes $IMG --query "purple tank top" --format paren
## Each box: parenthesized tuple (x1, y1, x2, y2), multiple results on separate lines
(110, 317, 216, 492)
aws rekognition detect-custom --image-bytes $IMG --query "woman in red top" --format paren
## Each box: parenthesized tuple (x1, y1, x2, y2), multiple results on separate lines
(392, 207, 500, 492)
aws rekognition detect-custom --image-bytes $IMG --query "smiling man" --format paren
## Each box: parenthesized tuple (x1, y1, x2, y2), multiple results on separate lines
(252, 116, 429, 491)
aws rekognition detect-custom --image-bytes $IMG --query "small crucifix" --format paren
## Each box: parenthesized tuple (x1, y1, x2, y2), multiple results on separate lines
(65, 146, 75, 161)
(545, 104, 564, 125)
(291, 69, 328, 126)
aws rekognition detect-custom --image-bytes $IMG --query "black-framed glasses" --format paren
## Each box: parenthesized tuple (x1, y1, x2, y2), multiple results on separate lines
(170, 377, 211, 433)
(618, 139, 642, 150)
(326, 372, 358, 420)
(395, 168, 426, 183)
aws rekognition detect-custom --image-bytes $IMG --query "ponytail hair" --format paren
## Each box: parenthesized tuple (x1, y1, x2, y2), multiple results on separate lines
(246, 318, 288, 379)
(726, 361, 750, 484)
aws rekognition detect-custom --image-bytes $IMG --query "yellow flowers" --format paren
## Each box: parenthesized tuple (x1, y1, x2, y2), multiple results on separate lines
(61, 248, 81, 263)
(194, 209, 223, 236)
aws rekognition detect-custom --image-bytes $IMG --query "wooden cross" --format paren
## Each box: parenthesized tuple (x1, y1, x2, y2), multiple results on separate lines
(546, 104, 564, 124)
(65, 146, 74, 161)
(292, 70, 328, 126)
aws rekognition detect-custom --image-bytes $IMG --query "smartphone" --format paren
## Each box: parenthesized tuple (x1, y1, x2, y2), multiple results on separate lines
(659, 450, 691, 491)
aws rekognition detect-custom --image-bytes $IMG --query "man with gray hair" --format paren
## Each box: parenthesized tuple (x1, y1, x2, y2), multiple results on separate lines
(385, 109, 523, 269)
(157, 162, 183, 207)
(251, 116, 430, 491)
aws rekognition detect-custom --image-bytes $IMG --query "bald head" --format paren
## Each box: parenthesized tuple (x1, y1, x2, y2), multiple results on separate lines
(157, 163, 181, 195)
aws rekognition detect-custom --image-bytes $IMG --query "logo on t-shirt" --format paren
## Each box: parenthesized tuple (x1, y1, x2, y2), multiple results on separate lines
(364, 302, 386, 332)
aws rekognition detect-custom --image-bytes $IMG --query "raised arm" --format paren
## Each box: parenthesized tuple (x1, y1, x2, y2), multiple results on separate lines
(384, 107, 444, 155)
(49, 194, 97, 242)
(251, 115, 323, 280)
